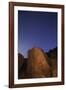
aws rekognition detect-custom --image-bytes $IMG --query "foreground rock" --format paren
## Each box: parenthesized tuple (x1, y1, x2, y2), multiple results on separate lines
(27, 48, 51, 78)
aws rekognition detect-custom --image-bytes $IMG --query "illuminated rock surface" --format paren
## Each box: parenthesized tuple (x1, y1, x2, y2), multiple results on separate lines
(27, 48, 51, 78)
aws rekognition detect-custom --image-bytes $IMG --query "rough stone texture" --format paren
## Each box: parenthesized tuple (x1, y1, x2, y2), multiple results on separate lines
(27, 48, 51, 78)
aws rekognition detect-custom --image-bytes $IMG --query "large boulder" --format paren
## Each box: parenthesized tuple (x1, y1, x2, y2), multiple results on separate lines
(27, 48, 51, 78)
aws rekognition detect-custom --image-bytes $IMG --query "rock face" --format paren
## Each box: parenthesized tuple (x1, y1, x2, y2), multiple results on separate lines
(18, 53, 25, 79)
(27, 48, 51, 78)
(18, 53, 24, 73)
(47, 47, 57, 77)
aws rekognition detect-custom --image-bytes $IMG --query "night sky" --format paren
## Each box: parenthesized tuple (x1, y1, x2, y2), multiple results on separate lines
(18, 10, 57, 58)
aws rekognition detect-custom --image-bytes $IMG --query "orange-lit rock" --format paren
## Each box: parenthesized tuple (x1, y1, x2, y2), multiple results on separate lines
(27, 48, 51, 78)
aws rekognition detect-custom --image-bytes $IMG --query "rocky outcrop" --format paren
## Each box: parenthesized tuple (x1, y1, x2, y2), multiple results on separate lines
(27, 48, 51, 78)
(47, 47, 57, 77)
(18, 47, 57, 79)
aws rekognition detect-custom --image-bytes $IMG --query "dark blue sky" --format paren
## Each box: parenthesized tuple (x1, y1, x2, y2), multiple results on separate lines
(18, 10, 57, 58)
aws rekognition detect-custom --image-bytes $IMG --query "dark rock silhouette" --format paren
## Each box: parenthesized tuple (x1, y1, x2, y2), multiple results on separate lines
(18, 53, 29, 79)
(18, 58, 28, 79)
(18, 53, 24, 73)
(27, 48, 51, 78)
(47, 47, 57, 77)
